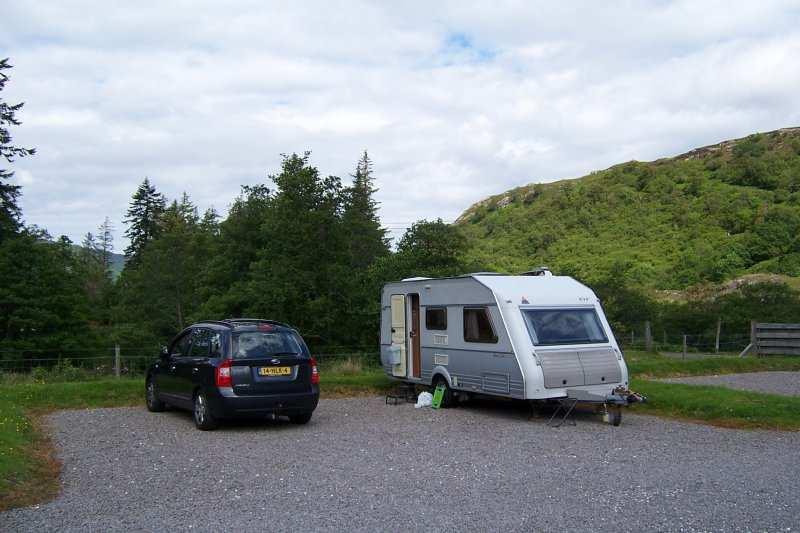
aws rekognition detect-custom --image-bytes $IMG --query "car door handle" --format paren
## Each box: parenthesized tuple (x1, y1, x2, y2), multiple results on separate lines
(192, 367, 199, 373)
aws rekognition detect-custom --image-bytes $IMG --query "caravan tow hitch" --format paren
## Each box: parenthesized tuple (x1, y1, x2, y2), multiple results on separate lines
(547, 387, 647, 427)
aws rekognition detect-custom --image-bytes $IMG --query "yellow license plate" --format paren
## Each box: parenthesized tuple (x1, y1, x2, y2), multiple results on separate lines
(259, 366, 291, 376)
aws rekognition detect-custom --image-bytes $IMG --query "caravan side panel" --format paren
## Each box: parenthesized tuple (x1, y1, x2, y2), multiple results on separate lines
(417, 279, 524, 399)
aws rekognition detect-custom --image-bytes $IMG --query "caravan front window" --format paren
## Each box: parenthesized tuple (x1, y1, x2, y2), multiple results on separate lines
(522, 308, 608, 346)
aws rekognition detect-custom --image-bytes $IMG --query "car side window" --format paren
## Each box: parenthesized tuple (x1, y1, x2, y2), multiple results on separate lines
(209, 332, 223, 358)
(189, 329, 212, 358)
(171, 333, 193, 357)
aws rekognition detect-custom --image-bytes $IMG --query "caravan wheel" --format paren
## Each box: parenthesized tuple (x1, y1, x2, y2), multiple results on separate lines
(609, 407, 622, 427)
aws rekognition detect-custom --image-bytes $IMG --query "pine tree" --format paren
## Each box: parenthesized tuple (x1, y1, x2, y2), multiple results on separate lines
(0, 58, 36, 242)
(116, 192, 217, 336)
(123, 177, 166, 265)
(97, 217, 114, 275)
(342, 151, 389, 270)
(339, 151, 390, 344)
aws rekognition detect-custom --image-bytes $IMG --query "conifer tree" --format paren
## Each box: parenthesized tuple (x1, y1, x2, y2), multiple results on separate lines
(342, 151, 389, 270)
(123, 177, 166, 265)
(338, 151, 390, 344)
(97, 217, 114, 275)
(0, 58, 36, 242)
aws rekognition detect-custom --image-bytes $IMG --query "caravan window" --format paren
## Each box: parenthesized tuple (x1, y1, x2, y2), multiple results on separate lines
(522, 308, 608, 346)
(463, 307, 498, 343)
(425, 307, 447, 330)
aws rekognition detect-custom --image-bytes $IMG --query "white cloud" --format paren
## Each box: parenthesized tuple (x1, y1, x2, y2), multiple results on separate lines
(2, 1, 799, 248)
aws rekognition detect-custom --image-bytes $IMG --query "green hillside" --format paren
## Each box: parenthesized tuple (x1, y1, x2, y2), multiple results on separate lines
(458, 127, 800, 290)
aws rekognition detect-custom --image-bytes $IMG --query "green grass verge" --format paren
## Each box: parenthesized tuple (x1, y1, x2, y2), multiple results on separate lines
(0, 378, 144, 510)
(630, 378, 800, 430)
(625, 350, 800, 378)
(320, 368, 393, 395)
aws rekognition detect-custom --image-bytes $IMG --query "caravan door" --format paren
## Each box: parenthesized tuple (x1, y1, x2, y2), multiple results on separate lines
(390, 295, 407, 377)
(409, 294, 421, 378)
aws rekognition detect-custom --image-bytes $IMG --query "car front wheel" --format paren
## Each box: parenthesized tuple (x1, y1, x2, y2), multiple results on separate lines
(193, 391, 218, 430)
(145, 378, 166, 412)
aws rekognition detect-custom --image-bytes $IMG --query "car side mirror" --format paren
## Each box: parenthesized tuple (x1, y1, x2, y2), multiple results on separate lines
(160, 346, 169, 359)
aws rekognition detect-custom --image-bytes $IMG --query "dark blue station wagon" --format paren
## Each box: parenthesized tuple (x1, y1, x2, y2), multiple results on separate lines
(145, 319, 320, 430)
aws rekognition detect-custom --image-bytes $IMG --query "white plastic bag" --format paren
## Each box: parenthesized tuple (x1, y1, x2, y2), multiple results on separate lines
(414, 391, 433, 409)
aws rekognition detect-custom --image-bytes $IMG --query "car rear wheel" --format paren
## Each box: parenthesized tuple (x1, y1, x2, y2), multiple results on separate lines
(289, 412, 313, 424)
(145, 378, 166, 412)
(193, 391, 218, 430)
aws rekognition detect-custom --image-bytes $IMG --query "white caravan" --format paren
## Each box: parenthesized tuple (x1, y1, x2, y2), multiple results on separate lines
(380, 270, 631, 413)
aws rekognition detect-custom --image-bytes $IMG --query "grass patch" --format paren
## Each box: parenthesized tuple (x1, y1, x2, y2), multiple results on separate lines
(625, 350, 800, 379)
(319, 367, 393, 397)
(630, 378, 800, 430)
(320, 357, 366, 375)
(0, 379, 143, 511)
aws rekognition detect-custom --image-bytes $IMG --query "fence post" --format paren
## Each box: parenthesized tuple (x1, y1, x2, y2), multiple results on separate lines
(750, 320, 759, 357)
(682, 335, 687, 360)
(644, 321, 653, 352)
(114, 344, 121, 378)
(715, 317, 721, 354)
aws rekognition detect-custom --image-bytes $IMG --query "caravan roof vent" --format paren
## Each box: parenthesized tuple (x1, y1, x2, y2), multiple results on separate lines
(401, 276, 433, 282)
(521, 267, 553, 277)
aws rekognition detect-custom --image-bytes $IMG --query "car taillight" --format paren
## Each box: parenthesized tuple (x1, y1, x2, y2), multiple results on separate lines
(216, 359, 232, 387)
(310, 357, 319, 385)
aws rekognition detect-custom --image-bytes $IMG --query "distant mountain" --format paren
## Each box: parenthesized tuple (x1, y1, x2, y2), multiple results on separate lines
(108, 251, 126, 279)
(457, 127, 800, 290)
(71, 245, 126, 280)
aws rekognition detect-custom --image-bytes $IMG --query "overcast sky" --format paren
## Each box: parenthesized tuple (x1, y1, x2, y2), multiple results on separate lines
(3, 1, 800, 249)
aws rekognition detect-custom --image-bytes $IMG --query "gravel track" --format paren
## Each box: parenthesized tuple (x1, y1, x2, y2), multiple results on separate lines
(661, 371, 800, 396)
(2, 397, 799, 532)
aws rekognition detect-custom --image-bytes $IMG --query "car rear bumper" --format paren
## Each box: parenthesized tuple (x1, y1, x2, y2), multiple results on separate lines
(208, 385, 319, 418)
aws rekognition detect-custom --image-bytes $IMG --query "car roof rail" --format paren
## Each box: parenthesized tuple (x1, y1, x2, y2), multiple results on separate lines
(193, 320, 236, 329)
(223, 318, 294, 329)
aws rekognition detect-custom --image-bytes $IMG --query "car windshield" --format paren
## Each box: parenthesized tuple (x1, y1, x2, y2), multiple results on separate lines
(522, 308, 608, 346)
(232, 331, 307, 359)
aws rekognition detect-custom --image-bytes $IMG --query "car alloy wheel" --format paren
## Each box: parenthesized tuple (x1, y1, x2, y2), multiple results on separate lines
(193, 392, 218, 430)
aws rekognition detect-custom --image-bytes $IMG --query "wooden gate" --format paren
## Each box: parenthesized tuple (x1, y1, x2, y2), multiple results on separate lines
(749, 322, 800, 356)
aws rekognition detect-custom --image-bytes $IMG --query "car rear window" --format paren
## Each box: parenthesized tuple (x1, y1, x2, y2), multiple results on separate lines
(522, 308, 608, 346)
(231, 330, 309, 359)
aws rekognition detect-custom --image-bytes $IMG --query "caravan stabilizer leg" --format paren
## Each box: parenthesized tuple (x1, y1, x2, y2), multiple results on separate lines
(547, 398, 579, 428)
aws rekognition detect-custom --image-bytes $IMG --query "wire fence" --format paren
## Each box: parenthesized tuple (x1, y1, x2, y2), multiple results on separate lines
(618, 330, 752, 356)
(0, 325, 772, 381)
(0, 346, 382, 381)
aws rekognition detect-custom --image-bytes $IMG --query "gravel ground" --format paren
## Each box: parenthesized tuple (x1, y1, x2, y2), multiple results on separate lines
(661, 371, 800, 396)
(2, 398, 800, 532)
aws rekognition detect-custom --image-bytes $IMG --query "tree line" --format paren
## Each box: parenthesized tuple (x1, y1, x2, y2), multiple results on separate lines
(112, 151, 475, 350)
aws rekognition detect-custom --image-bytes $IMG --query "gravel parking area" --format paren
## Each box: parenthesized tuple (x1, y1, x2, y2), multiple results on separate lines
(3, 398, 800, 532)
(661, 371, 800, 396)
